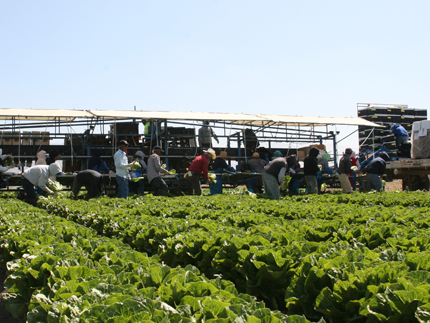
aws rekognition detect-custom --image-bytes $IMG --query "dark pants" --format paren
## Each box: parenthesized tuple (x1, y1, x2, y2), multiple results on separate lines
(186, 173, 202, 195)
(150, 177, 168, 196)
(72, 177, 99, 199)
(21, 177, 38, 206)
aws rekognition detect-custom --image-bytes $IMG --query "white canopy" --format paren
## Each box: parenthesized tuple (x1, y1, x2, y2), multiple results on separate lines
(0, 108, 383, 127)
(0, 108, 93, 121)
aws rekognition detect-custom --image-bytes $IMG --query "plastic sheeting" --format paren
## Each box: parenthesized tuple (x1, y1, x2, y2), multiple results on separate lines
(411, 120, 430, 158)
(0, 108, 382, 127)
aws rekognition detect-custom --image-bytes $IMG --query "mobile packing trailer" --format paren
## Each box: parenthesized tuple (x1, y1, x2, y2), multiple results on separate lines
(0, 108, 380, 193)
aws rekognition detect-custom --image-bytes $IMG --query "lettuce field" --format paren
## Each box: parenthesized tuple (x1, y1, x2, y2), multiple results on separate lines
(2, 190, 430, 322)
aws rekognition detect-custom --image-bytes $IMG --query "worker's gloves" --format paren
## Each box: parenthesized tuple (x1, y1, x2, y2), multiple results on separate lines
(288, 168, 295, 174)
(108, 170, 116, 177)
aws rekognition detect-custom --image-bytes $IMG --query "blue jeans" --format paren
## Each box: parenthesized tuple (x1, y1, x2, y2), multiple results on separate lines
(366, 173, 383, 191)
(209, 175, 223, 195)
(396, 135, 409, 149)
(116, 176, 129, 199)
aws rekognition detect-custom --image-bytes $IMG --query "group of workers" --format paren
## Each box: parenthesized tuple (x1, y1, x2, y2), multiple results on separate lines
(6, 120, 406, 205)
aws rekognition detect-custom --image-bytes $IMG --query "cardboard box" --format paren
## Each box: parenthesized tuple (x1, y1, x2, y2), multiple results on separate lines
(22, 131, 31, 145)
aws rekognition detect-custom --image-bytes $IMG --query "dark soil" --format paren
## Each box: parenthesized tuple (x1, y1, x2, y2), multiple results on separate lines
(0, 267, 23, 323)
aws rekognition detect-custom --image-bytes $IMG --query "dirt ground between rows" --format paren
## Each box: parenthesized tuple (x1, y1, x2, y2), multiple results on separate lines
(385, 179, 403, 191)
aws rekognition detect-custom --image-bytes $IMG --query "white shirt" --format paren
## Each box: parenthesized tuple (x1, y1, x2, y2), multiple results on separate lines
(114, 149, 129, 179)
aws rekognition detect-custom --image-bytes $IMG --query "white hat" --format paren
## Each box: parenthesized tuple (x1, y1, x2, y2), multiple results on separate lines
(203, 148, 216, 159)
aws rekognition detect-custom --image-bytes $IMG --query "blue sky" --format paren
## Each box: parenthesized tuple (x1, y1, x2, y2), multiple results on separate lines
(1, 1, 429, 152)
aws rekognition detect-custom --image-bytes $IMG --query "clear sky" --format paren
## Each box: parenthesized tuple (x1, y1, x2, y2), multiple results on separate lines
(1, 1, 429, 153)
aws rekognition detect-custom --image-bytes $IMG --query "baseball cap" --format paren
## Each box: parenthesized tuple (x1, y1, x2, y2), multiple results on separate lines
(153, 146, 164, 152)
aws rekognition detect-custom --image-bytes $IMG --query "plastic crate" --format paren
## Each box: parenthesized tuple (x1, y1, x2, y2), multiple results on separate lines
(386, 107, 402, 115)
(369, 107, 389, 114)
(382, 134, 395, 142)
(357, 109, 371, 117)
(383, 141, 396, 149)
(414, 109, 427, 117)
(358, 125, 373, 132)
(414, 115, 427, 122)
(403, 124, 413, 131)
(400, 115, 415, 124)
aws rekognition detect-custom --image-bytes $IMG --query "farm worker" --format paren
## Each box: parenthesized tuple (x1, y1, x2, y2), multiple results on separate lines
(272, 150, 283, 159)
(82, 125, 95, 151)
(247, 152, 268, 193)
(130, 150, 147, 195)
(288, 155, 301, 195)
(209, 151, 236, 195)
(88, 149, 111, 174)
(262, 154, 296, 200)
(35, 150, 47, 165)
(147, 146, 170, 196)
(303, 147, 320, 194)
(364, 152, 390, 192)
(72, 169, 110, 200)
(20, 163, 62, 206)
(46, 149, 61, 166)
(198, 121, 219, 148)
(338, 148, 353, 194)
(186, 148, 216, 195)
(114, 140, 135, 200)
(317, 153, 333, 194)
(0, 154, 14, 189)
(142, 119, 158, 148)
(348, 151, 360, 190)
(391, 123, 409, 149)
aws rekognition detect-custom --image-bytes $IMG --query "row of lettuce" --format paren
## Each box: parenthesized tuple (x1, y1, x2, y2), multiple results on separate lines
(0, 199, 309, 322)
(30, 191, 430, 323)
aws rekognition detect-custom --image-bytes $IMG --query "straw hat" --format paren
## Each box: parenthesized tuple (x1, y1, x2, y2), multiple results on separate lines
(218, 151, 228, 159)
(203, 148, 216, 159)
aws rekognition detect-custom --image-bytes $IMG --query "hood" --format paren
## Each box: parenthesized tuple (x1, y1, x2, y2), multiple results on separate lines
(309, 147, 320, 158)
(135, 151, 145, 159)
(36, 150, 47, 160)
(379, 152, 390, 161)
(48, 162, 62, 176)
(287, 155, 297, 168)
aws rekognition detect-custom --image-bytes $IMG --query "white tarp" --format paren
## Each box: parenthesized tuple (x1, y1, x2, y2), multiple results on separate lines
(0, 108, 382, 127)
(0, 108, 93, 121)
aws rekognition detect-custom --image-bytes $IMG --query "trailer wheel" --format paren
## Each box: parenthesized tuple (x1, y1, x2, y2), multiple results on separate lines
(402, 175, 430, 191)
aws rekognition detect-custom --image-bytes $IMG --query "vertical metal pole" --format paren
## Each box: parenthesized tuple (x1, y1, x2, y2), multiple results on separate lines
(163, 119, 169, 169)
(333, 133, 338, 170)
(237, 133, 242, 172)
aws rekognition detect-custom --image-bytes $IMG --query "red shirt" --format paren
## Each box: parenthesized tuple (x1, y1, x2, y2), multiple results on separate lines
(188, 154, 210, 180)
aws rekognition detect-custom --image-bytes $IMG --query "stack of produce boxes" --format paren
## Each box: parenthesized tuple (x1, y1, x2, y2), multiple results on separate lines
(357, 103, 427, 161)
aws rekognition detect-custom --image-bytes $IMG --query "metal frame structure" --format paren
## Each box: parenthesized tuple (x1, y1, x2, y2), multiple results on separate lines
(0, 108, 381, 174)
